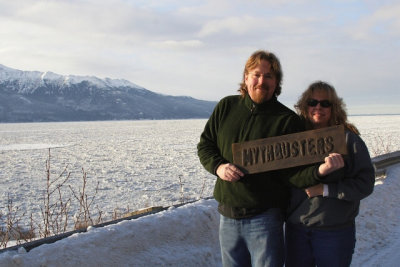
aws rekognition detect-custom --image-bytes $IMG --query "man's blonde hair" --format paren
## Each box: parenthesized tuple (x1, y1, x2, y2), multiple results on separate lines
(238, 50, 283, 98)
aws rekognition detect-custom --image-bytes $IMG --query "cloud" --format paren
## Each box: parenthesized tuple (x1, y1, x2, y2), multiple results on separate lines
(349, 2, 400, 40)
(198, 16, 263, 37)
(198, 15, 316, 38)
(149, 40, 204, 49)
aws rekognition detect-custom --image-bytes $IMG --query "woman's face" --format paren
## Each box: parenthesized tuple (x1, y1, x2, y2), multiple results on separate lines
(307, 90, 332, 129)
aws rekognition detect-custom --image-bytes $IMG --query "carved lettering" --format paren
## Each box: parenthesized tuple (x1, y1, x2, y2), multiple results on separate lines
(243, 148, 252, 166)
(232, 125, 347, 174)
(325, 136, 334, 152)
(291, 141, 299, 157)
(316, 137, 325, 155)
(275, 143, 283, 160)
(300, 139, 307, 156)
(252, 147, 260, 164)
(308, 138, 316, 156)
(282, 142, 291, 158)
(266, 144, 274, 162)
(260, 146, 266, 163)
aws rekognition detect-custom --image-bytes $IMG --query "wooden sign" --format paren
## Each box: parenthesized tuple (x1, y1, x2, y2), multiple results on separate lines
(232, 125, 347, 174)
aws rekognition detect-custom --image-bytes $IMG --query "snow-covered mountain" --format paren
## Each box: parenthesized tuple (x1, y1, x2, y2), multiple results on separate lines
(0, 64, 216, 122)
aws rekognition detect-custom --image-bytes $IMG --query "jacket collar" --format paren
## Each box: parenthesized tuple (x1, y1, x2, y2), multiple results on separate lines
(244, 94, 278, 112)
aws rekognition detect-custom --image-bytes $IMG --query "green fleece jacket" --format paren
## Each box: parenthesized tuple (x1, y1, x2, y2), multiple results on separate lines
(197, 94, 320, 218)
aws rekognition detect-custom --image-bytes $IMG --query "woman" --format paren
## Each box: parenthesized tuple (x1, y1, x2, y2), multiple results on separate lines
(285, 81, 375, 267)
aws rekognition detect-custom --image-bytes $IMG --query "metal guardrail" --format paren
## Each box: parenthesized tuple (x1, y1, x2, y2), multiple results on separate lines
(372, 150, 400, 177)
(1, 151, 399, 254)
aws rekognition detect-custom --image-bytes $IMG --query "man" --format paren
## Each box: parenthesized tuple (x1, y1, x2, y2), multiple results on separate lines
(197, 50, 330, 266)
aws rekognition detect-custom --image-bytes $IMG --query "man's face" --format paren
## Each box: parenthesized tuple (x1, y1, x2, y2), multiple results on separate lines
(244, 60, 277, 104)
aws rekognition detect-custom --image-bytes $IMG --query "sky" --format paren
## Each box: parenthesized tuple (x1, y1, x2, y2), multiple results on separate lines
(1, 0, 399, 115)
(0, 164, 399, 266)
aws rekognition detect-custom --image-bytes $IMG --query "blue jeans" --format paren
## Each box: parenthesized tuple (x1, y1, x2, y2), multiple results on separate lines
(285, 223, 356, 267)
(219, 208, 284, 267)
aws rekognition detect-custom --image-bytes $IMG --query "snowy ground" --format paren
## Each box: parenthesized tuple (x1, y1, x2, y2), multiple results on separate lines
(0, 163, 398, 266)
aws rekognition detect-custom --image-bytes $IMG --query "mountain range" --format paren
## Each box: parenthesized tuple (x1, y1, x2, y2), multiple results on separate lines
(0, 64, 217, 122)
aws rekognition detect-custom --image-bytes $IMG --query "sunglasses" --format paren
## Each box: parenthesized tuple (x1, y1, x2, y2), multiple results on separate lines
(307, 99, 332, 108)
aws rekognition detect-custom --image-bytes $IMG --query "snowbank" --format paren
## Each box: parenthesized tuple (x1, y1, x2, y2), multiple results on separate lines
(351, 165, 400, 266)
(0, 200, 221, 266)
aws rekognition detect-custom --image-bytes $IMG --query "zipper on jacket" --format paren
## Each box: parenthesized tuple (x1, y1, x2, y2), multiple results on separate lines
(240, 103, 256, 140)
(250, 103, 255, 113)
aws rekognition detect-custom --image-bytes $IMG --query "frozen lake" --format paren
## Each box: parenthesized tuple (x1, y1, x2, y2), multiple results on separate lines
(1, 115, 400, 228)
(0, 119, 215, 226)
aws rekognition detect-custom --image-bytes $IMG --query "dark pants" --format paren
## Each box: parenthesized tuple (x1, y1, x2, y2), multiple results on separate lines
(285, 223, 356, 267)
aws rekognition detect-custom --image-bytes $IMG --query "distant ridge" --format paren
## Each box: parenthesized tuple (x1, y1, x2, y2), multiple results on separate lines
(349, 113, 400, 117)
(0, 64, 217, 122)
